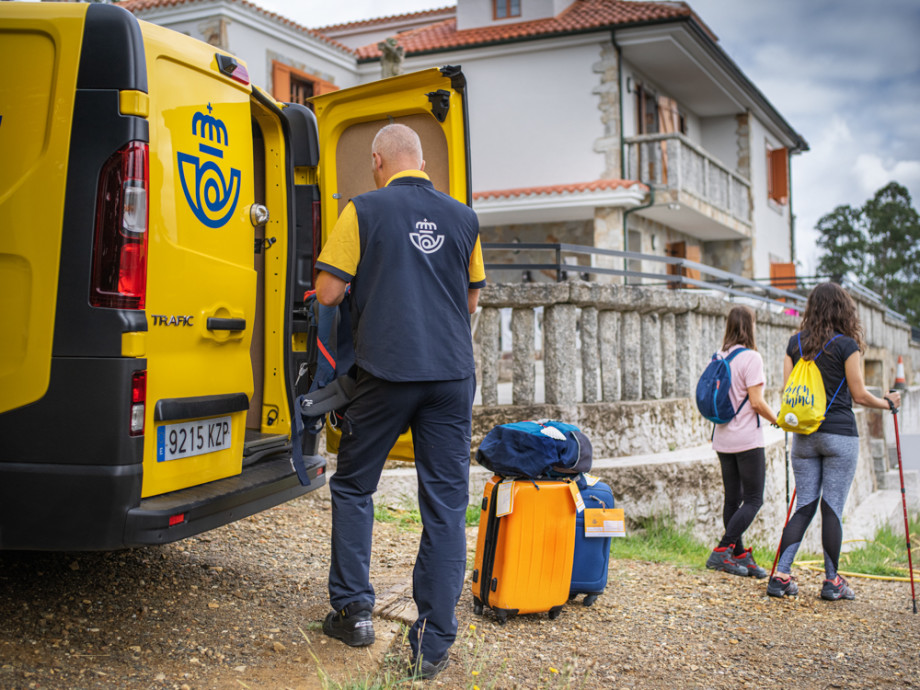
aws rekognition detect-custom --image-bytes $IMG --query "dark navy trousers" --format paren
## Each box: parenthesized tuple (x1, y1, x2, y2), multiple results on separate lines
(328, 367, 474, 664)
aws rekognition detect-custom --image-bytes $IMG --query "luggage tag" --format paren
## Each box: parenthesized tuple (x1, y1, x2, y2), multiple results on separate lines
(584, 508, 626, 537)
(567, 480, 586, 514)
(495, 480, 515, 517)
(581, 473, 601, 487)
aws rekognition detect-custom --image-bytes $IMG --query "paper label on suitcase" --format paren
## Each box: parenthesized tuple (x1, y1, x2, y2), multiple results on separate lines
(568, 481, 585, 513)
(495, 481, 515, 517)
(584, 508, 626, 537)
(582, 473, 601, 487)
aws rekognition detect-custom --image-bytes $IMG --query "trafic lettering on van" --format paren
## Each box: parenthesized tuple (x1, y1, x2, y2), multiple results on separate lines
(151, 314, 194, 326)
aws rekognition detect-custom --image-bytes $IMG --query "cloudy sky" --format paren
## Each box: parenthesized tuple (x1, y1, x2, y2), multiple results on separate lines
(206, 0, 920, 274)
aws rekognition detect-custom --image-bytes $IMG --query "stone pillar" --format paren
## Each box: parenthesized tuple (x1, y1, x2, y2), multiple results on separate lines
(661, 312, 677, 398)
(592, 41, 621, 179)
(620, 310, 641, 400)
(581, 307, 599, 403)
(641, 312, 662, 399)
(599, 310, 621, 401)
(511, 307, 536, 405)
(675, 311, 698, 397)
(543, 304, 578, 405)
(592, 207, 625, 285)
(479, 307, 500, 406)
(544, 304, 578, 405)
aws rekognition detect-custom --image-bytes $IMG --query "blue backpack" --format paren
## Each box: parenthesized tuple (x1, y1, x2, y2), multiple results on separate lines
(695, 348, 750, 425)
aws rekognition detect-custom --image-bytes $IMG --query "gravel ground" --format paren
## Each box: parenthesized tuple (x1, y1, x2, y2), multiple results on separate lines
(2, 487, 919, 689)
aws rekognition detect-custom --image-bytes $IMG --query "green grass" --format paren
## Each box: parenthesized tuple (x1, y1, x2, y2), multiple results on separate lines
(835, 514, 920, 578)
(608, 512, 918, 579)
(373, 502, 481, 529)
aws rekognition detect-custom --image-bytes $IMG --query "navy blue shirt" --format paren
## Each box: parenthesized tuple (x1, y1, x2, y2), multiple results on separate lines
(786, 333, 860, 436)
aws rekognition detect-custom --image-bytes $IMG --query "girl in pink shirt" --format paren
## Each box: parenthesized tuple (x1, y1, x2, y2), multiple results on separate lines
(705, 306, 778, 578)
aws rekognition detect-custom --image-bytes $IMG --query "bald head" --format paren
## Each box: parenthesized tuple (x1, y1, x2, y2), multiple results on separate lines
(370, 124, 425, 188)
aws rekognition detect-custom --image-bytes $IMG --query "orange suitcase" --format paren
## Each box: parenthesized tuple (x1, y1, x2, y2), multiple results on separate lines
(471, 476, 577, 623)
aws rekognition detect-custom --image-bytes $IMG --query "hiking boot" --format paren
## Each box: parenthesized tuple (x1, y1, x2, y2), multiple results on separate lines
(706, 545, 748, 576)
(322, 603, 375, 647)
(821, 575, 855, 601)
(766, 574, 798, 598)
(733, 548, 768, 579)
(409, 654, 450, 680)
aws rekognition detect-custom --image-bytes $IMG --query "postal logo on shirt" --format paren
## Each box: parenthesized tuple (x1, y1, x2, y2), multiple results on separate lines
(410, 218, 444, 254)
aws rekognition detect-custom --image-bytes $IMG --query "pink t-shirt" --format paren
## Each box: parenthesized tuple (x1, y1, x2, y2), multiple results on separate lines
(711, 345, 766, 453)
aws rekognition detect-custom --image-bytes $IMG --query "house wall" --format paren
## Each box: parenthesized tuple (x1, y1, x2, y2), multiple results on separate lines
(457, 0, 578, 31)
(393, 36, 610, 193)
(699, 115, 737, 172)
(135, 6, 359, 95)
(749, 116, 793, 279)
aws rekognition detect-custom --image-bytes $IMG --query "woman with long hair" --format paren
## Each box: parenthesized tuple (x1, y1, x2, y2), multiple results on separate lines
(706, 305, 778, 578)
(767, 282, 900, 600)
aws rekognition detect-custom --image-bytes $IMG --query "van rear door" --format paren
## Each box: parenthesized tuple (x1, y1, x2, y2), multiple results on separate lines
(310, 67, 472, 460)
(138, 22, 257, 497)
(0, 3, 87, 414)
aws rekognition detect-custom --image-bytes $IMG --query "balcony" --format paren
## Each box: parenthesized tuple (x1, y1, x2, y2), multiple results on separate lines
(624, 133, 752, 240)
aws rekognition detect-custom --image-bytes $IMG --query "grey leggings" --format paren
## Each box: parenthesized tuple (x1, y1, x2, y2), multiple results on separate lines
(776, 432, 860, 579)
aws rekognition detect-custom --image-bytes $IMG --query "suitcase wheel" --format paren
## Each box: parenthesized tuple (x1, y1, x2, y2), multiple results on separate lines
(473, 598, 483, 616)
(582, 593, 599, 607)
(548, 605, 562, 620)
(495, 611, 508, 625)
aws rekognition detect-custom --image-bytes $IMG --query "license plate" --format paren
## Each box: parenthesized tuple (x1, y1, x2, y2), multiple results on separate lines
(156, 416, 232, 462)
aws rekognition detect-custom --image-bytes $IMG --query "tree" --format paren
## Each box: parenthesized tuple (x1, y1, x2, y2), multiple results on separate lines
(816, 182, 920, 326)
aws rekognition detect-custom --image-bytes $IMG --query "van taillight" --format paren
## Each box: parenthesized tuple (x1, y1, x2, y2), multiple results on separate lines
(130, 370, 146, 436)
(90, 141, 149, 309)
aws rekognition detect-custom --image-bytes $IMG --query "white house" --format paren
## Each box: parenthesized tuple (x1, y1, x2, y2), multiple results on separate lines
(118, 0, 808, 285)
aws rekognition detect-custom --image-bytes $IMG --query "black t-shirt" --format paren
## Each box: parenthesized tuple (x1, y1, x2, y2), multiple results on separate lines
(786, 333, 860, 436)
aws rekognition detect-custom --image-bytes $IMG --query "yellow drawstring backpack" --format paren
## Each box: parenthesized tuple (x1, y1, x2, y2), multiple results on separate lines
(777, 333, 846, 434)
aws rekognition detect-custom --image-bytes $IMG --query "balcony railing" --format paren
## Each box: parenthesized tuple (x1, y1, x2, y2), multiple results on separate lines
(624, 133, 751, 224)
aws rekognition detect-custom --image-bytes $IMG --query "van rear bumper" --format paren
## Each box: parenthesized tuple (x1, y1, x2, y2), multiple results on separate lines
(0, 453, 325, 551)
(125, 453, 325, 546)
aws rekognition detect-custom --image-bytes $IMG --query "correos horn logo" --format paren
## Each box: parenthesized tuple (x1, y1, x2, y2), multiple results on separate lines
(410, 218, 444, 254)
(177, 104, 241, 228)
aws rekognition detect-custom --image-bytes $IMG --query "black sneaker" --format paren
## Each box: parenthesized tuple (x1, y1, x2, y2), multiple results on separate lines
(733, 548, 768, 579)
(410, 654, 450, 680)
(706, 545, 748, 576)
(322, 603, 375, 647)
(766, 574, 798, 598)
(821, 575, 855, 601)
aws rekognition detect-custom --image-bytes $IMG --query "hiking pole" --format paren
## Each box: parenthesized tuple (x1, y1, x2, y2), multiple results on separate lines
(889, 392, 917, 614)
(785, 432, 790, 507)
(770, 488, 797, 581)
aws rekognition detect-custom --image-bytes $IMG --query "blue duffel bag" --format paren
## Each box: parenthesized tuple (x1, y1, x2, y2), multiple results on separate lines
(475, 420, 592, 478)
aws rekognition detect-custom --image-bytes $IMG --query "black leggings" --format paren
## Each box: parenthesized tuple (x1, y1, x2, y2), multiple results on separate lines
(716, 447, 766, 553)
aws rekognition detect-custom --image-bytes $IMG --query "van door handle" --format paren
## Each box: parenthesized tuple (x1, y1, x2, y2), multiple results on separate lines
(207, 317, 246, 331)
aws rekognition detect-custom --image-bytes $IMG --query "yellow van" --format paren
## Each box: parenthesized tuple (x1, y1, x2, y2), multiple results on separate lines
(0, 2, 471, 549)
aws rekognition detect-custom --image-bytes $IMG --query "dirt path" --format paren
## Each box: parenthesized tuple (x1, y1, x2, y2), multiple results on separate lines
(2, 490, 918, 689)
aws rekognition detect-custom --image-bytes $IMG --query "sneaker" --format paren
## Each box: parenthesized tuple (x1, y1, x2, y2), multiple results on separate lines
(706, 545, 748, 576)
(733, 548, 768, 579)
(821, 575, 855, 601)
(410, 654, 450, 680)
(322, 603, 375, 647)
(766, 574, 799, 598)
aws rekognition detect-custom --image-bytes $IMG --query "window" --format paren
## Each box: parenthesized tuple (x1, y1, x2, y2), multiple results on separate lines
(271, 61, 338, 110)
(767, 146, 789, 204)
(494, 0, 521, 20)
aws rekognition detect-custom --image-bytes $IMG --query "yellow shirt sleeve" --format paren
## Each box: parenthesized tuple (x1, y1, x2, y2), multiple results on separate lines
(469, 235, 486, 287)
(315, 201, 360, 280)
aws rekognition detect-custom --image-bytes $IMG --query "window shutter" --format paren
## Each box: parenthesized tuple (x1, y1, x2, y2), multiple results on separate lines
(768, 147, 789, 204)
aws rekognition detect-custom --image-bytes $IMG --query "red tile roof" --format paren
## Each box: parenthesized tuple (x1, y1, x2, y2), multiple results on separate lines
(115, 0, 352, 53)
(474, 179, 645, 201)
(316, 6, 454, 33)
(356, 0, 693, 59)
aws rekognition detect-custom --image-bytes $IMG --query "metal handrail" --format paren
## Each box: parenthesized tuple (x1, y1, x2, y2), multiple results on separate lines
(482, 242, 807, 308)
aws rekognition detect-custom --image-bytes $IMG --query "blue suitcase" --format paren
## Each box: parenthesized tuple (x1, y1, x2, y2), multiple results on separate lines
(570, 475, 614, 606)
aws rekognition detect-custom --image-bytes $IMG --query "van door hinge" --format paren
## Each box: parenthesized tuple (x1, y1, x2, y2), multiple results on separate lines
(426, 90, 450, 123)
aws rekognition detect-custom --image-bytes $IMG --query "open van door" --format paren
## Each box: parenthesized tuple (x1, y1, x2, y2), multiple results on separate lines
(309, 66, 472, 460)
